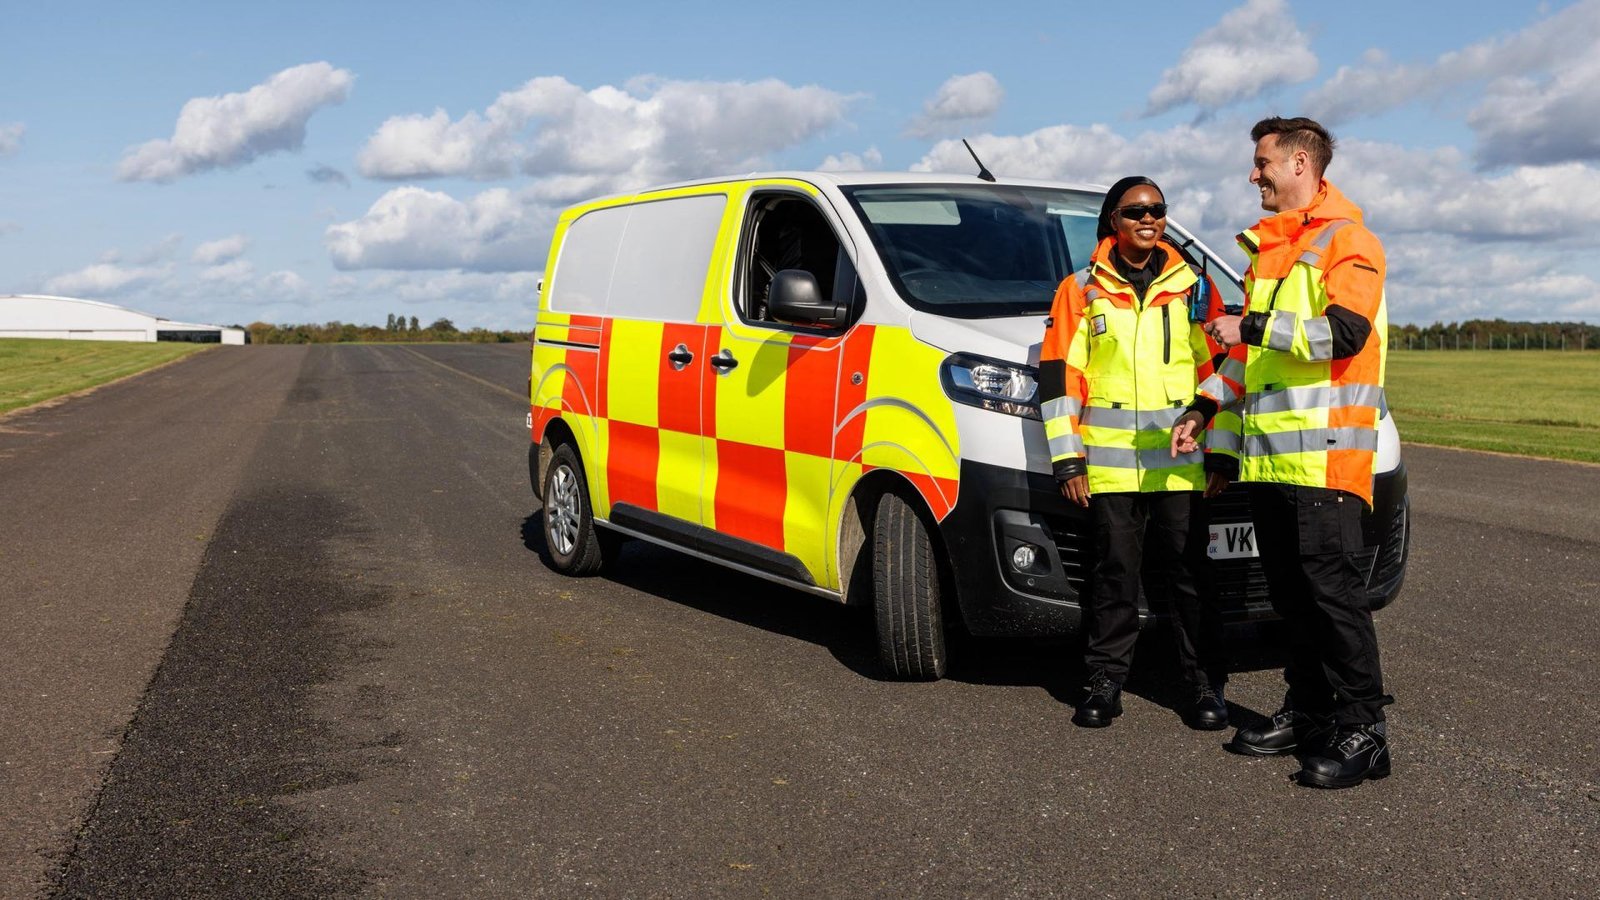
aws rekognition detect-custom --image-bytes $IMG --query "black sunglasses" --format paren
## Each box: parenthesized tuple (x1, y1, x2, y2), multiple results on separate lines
(1115, 203, 1168, 221)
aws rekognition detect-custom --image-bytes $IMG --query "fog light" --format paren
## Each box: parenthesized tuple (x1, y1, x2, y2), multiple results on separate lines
(1012, 544, 1037, 570)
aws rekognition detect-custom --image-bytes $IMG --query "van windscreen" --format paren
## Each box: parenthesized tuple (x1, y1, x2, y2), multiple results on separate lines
(842, 185, 1101, 318)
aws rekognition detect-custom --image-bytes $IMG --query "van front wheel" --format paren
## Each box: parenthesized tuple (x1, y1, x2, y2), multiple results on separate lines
(872, 492, 948, 680)
(543, 443, 611, 576)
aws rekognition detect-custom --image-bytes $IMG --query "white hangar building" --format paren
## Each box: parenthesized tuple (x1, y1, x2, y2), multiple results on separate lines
(0, 294, 247, 344)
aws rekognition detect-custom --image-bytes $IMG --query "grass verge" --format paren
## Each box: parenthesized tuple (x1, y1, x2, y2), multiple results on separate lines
(0, 338, 212, 415)
(1387, 350, 1600, 464)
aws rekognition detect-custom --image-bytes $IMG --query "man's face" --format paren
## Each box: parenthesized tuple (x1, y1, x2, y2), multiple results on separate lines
(1249, 134, 1297, 212)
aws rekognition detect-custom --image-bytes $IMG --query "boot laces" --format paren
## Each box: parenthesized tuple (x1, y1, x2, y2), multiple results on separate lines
(1332, 727, 1373, 759)
(1086, 671, 1118, 702)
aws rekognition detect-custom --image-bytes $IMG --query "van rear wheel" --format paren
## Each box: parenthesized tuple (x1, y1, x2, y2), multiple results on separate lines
(872, 492, 948, 680)
(543, 443, 612, 576)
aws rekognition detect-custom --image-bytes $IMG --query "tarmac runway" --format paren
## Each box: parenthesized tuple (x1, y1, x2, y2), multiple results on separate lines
(1, 343, 1595, 897)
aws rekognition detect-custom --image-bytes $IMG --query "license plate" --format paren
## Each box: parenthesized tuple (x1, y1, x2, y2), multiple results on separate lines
(1208, 522, 1259, 560)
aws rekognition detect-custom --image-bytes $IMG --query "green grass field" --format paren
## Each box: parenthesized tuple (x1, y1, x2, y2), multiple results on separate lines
(1387, 350, 1600, 464)
(0, 338, 212, 415)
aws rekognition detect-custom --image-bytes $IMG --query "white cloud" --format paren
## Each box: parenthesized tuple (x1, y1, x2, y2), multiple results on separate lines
(1303, 0, 1600, 168)
(906, 73, 1003, 138)
(192, 234, 250, 265)
(198, 259, 255, 283)
(44, 263, 171, 297)
(357, 75, 851, 200)
(1144, 0, 1316, 117)
(1469, 52, 1600, 168)
(118, 62, 353, 183)
(0, 122, 22, 156)
(324, 185, 553, 272)
(819, 147, 883, 172)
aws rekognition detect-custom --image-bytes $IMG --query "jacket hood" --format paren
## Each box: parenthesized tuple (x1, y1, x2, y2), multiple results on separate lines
(1249, 180, 1365, 246)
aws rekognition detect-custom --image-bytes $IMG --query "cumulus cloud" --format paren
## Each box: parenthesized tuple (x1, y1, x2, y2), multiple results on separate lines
(44, 263, 171, 297)
(357, 75, 850, 200)
(0, 122, 22, 156)
(819, 147, 883, 172)
(118, 62, 353, 183)
(1304, 0, 1600, 168)
(192, 234, 250, 265)
(307, 163, 350, 186)
(325, 185, 553, 272)
(906, 73, 1003, 138)
(1144, 0, 1316, 117)
(198, 259, 255, 283)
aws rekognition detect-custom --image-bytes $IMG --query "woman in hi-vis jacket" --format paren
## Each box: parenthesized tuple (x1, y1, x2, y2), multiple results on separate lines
(1038, 176, 1237, 729)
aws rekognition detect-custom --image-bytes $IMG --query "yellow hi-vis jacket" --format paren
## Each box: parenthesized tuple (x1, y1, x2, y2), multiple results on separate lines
(1040, 237, 1233, 494)
(1195, 181, 1388, 507)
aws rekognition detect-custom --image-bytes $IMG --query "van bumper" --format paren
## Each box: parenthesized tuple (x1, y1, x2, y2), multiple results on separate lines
(934, 459, 1410, 638)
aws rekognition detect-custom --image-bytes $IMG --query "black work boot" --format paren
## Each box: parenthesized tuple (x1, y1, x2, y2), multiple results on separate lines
(1227, 708, 1334, 756)
(1072, 670, 1123, 728)
(1183, 682, 1229, 731)
(1296, 722, 1391, 788)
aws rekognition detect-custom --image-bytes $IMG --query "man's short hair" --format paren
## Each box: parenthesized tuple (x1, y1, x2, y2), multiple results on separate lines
(1251, 116, 1336, 175)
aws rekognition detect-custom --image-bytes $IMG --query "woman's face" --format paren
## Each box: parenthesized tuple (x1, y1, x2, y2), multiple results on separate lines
(1109, 184, 1166, 256)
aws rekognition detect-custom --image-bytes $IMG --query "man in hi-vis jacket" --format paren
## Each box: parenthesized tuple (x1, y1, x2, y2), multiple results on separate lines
(1172, 116, 1394, 789)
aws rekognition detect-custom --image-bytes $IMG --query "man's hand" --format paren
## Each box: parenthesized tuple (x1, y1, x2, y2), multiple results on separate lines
(1205, 315, 1243, 348)
(1204, 470, 1230, 498)
(1061, 474, 1091, 508)
(1171, 410, 1205, 457)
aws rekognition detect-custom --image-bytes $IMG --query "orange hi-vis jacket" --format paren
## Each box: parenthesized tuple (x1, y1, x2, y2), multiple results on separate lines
(1039, 237, 1232, 494)
(1195, 180, 1388, 506)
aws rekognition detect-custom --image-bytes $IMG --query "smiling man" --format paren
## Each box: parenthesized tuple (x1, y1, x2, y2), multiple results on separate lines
(1171, 116, 1394, 789)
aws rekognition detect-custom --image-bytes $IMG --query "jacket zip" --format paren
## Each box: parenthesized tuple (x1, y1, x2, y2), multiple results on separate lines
(1162, 304, 1171, 364)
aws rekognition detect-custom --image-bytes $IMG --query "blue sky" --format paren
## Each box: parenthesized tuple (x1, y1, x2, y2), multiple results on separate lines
(3, 0, 1598, 328)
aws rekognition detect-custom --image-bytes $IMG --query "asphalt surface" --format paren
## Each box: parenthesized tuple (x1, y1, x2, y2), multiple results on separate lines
(2, 343, 1596, 898)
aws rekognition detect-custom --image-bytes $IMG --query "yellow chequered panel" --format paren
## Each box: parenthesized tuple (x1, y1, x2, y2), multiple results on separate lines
(606, 319, 664, 427)
(655, 428, 705, 524)
(783, 450, 835, 585)
(858, 327, 960, 481)
(713, 333, 794, 449)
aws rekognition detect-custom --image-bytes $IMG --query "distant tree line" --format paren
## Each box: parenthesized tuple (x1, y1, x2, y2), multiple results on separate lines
(1388, 319, 1599, 351)
(245, 314, 529, 345)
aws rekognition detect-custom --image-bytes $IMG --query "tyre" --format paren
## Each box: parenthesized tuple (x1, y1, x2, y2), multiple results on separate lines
(872, 491, 948, 680)
(542, 443, 612, 576)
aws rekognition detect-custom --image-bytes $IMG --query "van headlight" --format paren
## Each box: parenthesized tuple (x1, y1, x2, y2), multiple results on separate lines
(940, 352, 1040, 420)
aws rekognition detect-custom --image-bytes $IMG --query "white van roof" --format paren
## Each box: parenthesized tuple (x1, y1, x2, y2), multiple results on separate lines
(605, 170, 1112, 201)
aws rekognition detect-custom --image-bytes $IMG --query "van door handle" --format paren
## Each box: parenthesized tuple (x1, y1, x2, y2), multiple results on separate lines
(709, 349, 739, 372)
(667, 343, 694, 370)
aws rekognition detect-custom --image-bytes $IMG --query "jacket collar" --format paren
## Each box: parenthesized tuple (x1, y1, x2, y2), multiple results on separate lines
(1088, 236, 1195, 300)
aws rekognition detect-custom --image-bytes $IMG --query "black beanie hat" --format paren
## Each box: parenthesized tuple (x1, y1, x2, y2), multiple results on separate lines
(1097, 176, 1164, 241)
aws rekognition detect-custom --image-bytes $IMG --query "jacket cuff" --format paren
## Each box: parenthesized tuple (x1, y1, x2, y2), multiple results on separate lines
(1186, 396, 1219, 426)
(1053, 457, 1086, 482)
(1240, 312, 1269, 346)
(1204, 453, 1239, 478)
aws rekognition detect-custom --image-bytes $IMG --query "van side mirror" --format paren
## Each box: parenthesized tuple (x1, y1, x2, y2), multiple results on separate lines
(769, 269, 847, 328)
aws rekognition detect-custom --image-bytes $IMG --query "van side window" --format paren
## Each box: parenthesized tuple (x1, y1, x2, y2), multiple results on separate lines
(739, 194, 859, 329)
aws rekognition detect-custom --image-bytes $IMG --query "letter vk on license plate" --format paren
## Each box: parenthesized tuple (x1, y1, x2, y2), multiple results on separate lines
(1209, 522, 1259, 560)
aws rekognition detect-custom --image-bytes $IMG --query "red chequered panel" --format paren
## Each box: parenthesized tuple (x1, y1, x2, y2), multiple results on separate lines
(561, 345, 599, 417)
(532, 405, 560, 444)
(606, 420, 660, 512)
(832, 325, 875, 462)
(659, 323, 706, 435)
(903, 472, 960, 520)
(783, 333, 839, 458)
(714, 440, 788, 550)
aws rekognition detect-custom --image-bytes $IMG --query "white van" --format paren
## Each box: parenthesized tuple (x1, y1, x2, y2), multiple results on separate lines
(528, 172, 1409, 679)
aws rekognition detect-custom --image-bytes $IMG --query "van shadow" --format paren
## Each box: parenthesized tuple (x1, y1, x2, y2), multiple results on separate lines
(520, 510, 1282, 715)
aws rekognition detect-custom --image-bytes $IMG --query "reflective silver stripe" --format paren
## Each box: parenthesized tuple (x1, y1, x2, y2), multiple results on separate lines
(1207, 427, 1241, 453)
(1246, 383, 1386, 415)
(1197, 372, 1237, 407)
(1244, 427, 1380, 456)
(1082, 405, 1187, 431)
(1266, 311, 1297, 352)
(1084, 446, 1202, 470)
(1219, 357, 1245, 383)
(1072, 269, 1091, 290)
(1049, 434, 1086, 458)
(1041, 396, 1082, 420)
(1295, 220, 1353, 268)
(1304, 317, 1333, 361)
(1084, 288, 1103, 302)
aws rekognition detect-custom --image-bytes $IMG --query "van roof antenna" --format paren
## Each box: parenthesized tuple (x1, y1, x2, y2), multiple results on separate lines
(962, 139, 996, 182)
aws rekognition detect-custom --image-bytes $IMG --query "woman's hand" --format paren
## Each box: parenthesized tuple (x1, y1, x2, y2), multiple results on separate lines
(1061, 474, 1091, 508)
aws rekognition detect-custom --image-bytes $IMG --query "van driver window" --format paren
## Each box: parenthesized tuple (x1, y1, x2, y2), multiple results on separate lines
(741, 195, 852, 327)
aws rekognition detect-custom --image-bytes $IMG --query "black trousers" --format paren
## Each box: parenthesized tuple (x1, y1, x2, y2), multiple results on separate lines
(1083, 491, 1223, 687)
(1248, 484, 1388, 726)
